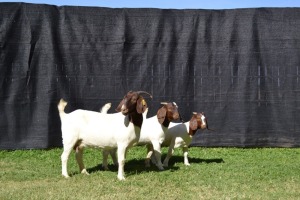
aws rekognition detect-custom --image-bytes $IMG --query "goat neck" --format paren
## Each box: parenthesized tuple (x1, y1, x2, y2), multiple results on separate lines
(128, 111, 143, 128)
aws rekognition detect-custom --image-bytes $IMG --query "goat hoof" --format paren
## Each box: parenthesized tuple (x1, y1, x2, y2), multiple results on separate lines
(158, 167, 165, 171)
(62, 174, 70, 178)
(145, 162, 151, 168)
(81, 169, 90, 175)
(118, 176, 126, 181)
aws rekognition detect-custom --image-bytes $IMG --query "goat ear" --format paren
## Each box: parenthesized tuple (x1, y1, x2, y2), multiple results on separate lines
(157, 106, 167, 124)
(116, 99, 125, 112)
(136, 97, 147, 114)
(189, 116, 198, 131)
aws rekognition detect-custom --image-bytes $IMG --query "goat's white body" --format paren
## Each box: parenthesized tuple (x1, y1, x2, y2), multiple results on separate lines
(61, 110, 139, 148)
(60, 108, 140, 180)
(162, 121, 193, 167)
(163, 122, 192, 148)
(102, 114, 167, 170)
(139, 116, 166, 144)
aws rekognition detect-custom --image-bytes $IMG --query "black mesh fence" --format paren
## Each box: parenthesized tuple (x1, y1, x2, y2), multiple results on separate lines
(0, 3, 300, 149)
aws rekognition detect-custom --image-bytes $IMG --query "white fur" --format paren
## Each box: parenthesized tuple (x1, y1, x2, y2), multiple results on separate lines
(139, 110, 168, 170)
(162, 114, 206, 167)
(101, 103, 180, 171)
(99, 103, 118, 170)
(162, 122, 193, 167)
(101, 107, 167, 170)
(58, 99, 140, 180)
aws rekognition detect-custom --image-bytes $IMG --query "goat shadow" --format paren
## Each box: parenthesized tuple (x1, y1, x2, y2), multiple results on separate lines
(162, 155, 224, 167)
(86, 158, 180, 177)
(86, 156, 224, 177)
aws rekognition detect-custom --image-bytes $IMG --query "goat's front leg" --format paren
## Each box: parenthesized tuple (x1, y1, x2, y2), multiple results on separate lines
(152, 141, 164, 170)
(145, 144, 154, 167)
(117, 145, 127, 180)
(163, 140, 175, 167)
(183, 147, 190, 166)
(75, 146, 89, 175)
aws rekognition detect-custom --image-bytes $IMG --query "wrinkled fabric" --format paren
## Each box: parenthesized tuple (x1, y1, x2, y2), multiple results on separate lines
(0, 3, 299, 149)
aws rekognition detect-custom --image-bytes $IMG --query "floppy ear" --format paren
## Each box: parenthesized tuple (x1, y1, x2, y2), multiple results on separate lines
(157, 106, 167, 124)
(136, 97, 147, 114)
(116, 99, 125, 112)
(189, 116, 198, 131)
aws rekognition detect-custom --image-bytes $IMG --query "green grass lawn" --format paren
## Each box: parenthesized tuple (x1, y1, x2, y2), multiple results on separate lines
(0, 147, 299, 200)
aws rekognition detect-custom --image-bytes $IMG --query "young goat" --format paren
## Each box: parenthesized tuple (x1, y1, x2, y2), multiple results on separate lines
(101, 102, 181, 170)
(139, 102, 181, 170)
(162, 112, 208, 167)
(58, 91, 151, 180)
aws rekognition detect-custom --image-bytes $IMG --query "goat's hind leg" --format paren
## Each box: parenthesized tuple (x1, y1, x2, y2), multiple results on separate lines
(75, 145, 89, 175)
(61, 145, 73, 178)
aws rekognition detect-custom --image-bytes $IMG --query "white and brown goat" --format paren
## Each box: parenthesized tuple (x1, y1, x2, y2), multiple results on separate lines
(101, 102, 181, 170)
(162, 112, 208, 167)
(58, 91, 151, 180)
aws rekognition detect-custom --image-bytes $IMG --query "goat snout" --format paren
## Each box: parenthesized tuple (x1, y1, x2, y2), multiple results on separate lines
(200, 124, 207, 129)
(120, 105, 128, 115)
(173, 113, 180, 120)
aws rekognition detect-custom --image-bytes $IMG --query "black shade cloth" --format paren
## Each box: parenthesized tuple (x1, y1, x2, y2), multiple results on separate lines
(0, 3, 299, 149)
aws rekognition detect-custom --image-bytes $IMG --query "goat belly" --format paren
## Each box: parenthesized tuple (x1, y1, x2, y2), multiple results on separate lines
(174, 137, 190, 148)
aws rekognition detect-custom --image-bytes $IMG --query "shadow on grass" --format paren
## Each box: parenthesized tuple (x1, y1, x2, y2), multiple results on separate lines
(164, 155, 224, 167)
(84, 156, 224, 177)
(86, 158, 180, 177)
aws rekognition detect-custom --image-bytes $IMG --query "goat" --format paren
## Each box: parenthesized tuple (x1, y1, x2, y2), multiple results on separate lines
(162, 112, 208, 167)
(141, 102, 181, 170)
(58, 91, 151, 180)
(101, 102, 181, 170)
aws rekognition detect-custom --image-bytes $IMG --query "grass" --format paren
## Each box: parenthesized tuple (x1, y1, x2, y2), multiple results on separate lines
(0, 147, 299, 200)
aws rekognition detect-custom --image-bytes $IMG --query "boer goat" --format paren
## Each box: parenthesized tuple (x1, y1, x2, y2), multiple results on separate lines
(162, 112, 208, 167)
(58, 91, 151, 180)
(101, 102, 181, 170)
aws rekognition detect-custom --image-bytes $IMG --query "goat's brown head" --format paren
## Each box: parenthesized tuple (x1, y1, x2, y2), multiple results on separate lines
(116, 91, 152, 115)
(189, 112, 207, 135)
(157, 102, 180, 126)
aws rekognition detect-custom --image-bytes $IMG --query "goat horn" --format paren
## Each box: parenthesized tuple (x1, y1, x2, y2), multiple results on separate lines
(137, 91, 153, 98)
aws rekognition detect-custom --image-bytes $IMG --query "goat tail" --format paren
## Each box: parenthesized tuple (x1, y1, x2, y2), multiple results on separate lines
(58, 99, 68, 116)
(100, 102, 112, 113)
